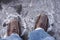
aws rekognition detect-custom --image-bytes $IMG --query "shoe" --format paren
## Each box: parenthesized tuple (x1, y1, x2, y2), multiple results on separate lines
(7, 19, 21, 36)
(35, 14, 49, 31)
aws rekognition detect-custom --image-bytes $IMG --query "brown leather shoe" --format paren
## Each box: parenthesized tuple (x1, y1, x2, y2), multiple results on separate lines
(35, 14, 49, 31)
(7, 19, 21, 36)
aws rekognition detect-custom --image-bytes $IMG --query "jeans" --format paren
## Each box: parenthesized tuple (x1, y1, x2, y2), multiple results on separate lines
(28, 29, 55, 40)
(0, 29, 55, 40)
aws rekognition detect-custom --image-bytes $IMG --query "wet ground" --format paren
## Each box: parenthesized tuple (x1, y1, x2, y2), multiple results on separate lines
(0, 0, 60, 40)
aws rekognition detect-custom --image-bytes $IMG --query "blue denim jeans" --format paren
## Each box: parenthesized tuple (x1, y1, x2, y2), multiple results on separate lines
(28, 29, 55, 40)
(0, 29, 55, 40)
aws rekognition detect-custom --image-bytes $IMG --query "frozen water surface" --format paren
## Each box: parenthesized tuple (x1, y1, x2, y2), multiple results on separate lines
(0, 0, 60, 40)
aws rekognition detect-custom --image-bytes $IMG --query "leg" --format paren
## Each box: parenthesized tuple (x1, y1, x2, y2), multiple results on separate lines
(4, 18, 22, 40)
(28, 29, 55, 40)
(28, 14, 55, 40)
(6, 33, 22, 40)
(0, 38, 3, 40)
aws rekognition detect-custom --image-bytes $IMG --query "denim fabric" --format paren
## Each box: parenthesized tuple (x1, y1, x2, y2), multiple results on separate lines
(28, 29, 55, 40)
(0, 34, 22, 40)
(0, 29, 55, 40)
(0, 38, 3, 40)
(5, 33, 22, 40)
